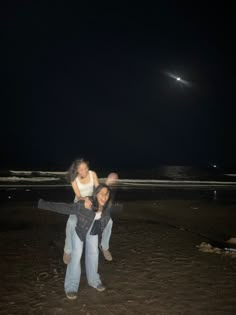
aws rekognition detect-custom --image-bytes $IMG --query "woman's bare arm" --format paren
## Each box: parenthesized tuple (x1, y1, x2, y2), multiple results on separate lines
(71, 180, 87, 200)
(92, 171, 99, 188)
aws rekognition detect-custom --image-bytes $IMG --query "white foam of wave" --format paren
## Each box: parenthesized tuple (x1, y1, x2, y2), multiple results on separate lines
(119, 179, 236, 184)
(38, 171, 67, 175)
(115, 179, 236, 188)
(10, 170, 32, 175)
(10, 170, 67, 176)
(1, 184, 69, 188)
(1, 177, 236, 189)
(0, 177, 60, 182)
(224, 174, 236, 177)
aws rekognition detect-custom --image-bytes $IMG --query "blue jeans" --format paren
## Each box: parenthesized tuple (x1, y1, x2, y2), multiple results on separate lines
(101, 218, 113, 250)
(64, 215, 77, 255)
(64, 215, 113, 254)
(64, 223, 102, 293)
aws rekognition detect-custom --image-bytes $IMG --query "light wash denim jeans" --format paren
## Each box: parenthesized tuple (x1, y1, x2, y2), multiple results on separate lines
(64, 214, 77, 255)
(101, 218, 113, 250)
(64, 215, 113, 254)
(64, 222, 102, 293)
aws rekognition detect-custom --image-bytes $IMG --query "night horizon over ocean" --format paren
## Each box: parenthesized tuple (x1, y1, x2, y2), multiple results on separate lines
(1, 164, 236, 191)
(1, 164, 236, 204)
(1, 163, 236, 180)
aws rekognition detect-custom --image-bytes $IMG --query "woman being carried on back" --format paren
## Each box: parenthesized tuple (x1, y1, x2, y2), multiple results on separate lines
(64, 158, 117, 264)
(38, 183, 121, 299)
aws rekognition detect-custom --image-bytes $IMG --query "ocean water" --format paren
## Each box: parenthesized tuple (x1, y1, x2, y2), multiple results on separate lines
(0, 165, 236, 202)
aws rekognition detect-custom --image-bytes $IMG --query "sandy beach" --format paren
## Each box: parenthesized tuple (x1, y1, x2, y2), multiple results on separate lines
(1, 196, 236, 315)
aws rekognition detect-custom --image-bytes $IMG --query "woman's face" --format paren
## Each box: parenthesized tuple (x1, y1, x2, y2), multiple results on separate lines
(77, 162, 89, 179)
(97, 187, 110, 208)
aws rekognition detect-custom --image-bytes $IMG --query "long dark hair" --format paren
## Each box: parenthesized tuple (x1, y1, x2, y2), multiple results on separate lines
(67, 158, 89, 183)
(91, 183, 111, 212)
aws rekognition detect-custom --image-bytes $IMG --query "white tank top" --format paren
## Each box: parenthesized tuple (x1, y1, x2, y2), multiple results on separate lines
(74, 170, 94, 202)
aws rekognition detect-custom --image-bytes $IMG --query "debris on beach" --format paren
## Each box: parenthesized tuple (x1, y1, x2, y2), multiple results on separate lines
(197, 242, 236, 258)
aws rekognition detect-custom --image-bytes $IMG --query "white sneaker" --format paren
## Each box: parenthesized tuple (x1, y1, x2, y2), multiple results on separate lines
(95, 284, 106, 292)
(63, 252, 71, 264)
(66, 292, 77, 300)
(100, 246, 112, 261)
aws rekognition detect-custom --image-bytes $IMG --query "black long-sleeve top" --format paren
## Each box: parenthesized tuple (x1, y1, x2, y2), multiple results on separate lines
(38, 199, 111, 242)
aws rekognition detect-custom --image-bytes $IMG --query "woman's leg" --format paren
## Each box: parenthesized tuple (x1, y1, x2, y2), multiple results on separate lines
(64, 228, 83, 295)
(100, 218, 113, 261)
(63, 214, 78, 264)
(85, 231, 103, 289)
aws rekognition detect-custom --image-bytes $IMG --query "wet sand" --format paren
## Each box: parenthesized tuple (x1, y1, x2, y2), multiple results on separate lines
(1, 198, 236, 314)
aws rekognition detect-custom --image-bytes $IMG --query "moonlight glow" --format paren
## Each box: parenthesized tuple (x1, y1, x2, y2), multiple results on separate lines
(164, 71, 192, 87)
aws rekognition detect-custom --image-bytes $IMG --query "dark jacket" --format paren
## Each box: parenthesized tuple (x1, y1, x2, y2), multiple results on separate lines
(38, 199, 111, 242)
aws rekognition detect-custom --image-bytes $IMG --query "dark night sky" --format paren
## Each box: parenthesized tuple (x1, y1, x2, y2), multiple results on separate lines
(1, 2, 236, 171)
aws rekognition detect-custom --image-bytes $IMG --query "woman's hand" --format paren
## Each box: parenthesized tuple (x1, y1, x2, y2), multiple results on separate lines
(84, 197, 92, 210)
(106, 172, 119, 186)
